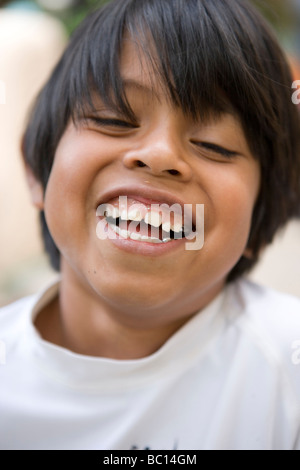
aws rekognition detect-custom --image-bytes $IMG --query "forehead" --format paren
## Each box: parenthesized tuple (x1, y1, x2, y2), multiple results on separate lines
(119, 37, 169, 101)
(118, 37, 238, 120)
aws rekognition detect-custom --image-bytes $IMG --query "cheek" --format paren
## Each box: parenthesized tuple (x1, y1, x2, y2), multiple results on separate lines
(207, 164, 260, 247)
(47, 123, 120, 197)
(43, 167, 85, 263)
(43, 136, 100, 253)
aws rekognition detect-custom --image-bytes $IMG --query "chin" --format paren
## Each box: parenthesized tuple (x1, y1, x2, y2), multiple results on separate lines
(92, 275, 178, 313)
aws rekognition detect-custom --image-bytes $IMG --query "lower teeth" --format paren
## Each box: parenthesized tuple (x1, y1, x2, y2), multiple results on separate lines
(108, 222, 172, 244)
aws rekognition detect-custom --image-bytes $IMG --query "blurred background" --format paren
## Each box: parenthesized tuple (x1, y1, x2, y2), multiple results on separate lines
(0, 0, 299, 307)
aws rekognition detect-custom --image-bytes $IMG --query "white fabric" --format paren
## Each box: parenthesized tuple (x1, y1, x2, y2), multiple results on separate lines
(0, 279, 299, 450)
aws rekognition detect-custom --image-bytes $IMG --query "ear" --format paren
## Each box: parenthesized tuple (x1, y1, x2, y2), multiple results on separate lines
(24, 164, 45, 210)
(243, 247, 253, 259)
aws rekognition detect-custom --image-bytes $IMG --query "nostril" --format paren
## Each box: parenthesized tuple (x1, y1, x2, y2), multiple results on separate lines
(168, 169, 180, 176)
(133, 160, 180, 176)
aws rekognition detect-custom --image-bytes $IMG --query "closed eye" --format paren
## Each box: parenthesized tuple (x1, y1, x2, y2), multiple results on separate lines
(87, 117, 138, 129)
(193, 141, 240, 159)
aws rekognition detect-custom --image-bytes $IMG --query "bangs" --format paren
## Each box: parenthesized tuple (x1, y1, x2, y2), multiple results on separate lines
(68, 0, 284, 136)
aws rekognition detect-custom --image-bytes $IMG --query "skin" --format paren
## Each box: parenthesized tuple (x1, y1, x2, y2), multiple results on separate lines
(26, 40, 261, 360)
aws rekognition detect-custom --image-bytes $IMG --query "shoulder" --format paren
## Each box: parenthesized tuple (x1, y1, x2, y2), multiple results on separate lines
(0, 280, 59, 341)
(0, 281, 60, 365)
(230, 278, 300, 333)
(0, 294, 37, 340)
(226, 278, 300, 398)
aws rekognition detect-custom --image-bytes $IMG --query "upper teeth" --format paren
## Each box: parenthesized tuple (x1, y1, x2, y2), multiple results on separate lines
(144, 212, 162, 228)
(111, 207, 120, 219)
(128, 207, 143, 221)
(104, 204, 184, 234)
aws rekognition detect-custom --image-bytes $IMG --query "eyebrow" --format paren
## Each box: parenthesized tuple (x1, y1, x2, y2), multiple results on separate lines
(121, 78, 162, 100)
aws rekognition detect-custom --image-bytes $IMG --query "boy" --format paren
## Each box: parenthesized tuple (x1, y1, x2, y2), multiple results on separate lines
(0, 0, 300, 450)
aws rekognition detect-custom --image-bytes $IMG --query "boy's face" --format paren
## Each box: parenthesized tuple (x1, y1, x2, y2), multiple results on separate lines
(34, 40, 260, 327)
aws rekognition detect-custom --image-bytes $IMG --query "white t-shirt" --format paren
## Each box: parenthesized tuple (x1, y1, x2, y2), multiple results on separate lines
(0, 278, 299, 450)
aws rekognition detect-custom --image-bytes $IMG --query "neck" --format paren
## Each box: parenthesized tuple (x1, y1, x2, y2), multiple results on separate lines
(35, 261, 223, 360)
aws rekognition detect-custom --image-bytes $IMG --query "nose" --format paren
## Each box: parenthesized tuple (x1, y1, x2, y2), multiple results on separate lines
(122, 126, 193, 181)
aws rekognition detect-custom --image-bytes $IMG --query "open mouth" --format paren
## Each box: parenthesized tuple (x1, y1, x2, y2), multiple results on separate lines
(96, 197, 195, 244)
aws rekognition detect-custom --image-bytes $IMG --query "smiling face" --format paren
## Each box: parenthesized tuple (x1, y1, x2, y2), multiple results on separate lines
(35, 40, 260, 327)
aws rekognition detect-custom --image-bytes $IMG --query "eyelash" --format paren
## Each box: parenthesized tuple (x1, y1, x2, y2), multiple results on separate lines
(194, 142, 238, 158)
(86, 117, 238, 158)
(87, 117, 137, 129)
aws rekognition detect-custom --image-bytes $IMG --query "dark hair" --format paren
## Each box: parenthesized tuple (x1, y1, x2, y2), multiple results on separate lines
(23, 0, 300, 280)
